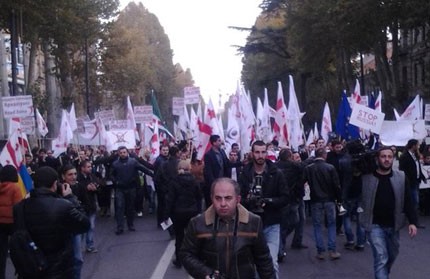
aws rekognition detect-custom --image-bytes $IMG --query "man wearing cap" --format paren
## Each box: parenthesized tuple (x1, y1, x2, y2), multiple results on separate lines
(13, 166, 90, 278)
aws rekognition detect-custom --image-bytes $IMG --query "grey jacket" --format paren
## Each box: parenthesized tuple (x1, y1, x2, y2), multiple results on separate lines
(360, 170, 406, 231)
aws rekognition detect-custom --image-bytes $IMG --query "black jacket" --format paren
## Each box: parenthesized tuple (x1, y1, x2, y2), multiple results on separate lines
(14, 188, 90, 279)
(111, 156, 153, 189)
(399, 151, 426, 186)
(180, 204, 275, 279)
(276, 160, 305, 203)
(76, 173, 101, 214)
(164, 172, 202, 219)
(239, 160, 289, 227)
(303, 158, 341, 203)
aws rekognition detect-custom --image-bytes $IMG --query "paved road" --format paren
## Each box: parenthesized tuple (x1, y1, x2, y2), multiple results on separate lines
(6, 207, 430, 279)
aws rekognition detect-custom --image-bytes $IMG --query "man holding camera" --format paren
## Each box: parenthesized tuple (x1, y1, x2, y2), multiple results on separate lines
(180, 178, 274, 279)
(13, 166, 89, 278)
(239, 141, 289, 279)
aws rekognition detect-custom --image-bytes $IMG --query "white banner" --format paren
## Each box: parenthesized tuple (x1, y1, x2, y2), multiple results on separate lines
(350, 104, 385, 134)
(106, 129, 136, 151)
(73, 119, 101, 146)
(172, 97, 184, 116)
(380, 121, 413, 146)
(95, 109, 115, 124)
(421, 165, 430, 189)
(21, 116, 35, 135)
(425, 104, 430, 121)
(1, 95, 34, 118)
(109, 120, 129, 131)
(184, 86, 200, 105)
(134, 105, 152, 124)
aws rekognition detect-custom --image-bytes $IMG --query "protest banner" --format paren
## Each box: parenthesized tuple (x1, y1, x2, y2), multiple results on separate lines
(172, 97, 184, 116)
(184, 86, 200, 105)
(350, 104, 385, 134)
(134, 105, 152, 124)
(1, 95, 33, 118)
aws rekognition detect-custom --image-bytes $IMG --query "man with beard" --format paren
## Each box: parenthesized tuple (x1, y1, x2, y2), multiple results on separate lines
(361, 147, 417, 279)
(111, 146, 153, 235)
(239, 140, 288, 279)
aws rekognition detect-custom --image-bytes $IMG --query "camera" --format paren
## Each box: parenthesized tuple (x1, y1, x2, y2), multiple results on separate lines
(56, 182, 64, 196)
(248, 175, 265, 214)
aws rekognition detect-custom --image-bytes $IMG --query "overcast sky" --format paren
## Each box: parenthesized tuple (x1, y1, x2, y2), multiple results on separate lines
(120, 0, 262, 109)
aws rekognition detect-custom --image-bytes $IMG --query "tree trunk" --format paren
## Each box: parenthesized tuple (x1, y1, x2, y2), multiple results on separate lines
(43, 40, 61, 139)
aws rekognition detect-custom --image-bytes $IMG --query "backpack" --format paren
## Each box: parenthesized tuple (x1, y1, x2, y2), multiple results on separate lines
(9, 200, 48, 277)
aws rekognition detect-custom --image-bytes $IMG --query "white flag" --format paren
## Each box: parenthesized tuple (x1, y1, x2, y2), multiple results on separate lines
(396, 95, 421, 121)
(320, 102, 332, 143)
(126, 96, 140, 141)
(287, 75, 305, 150)
(68, 103, 78, 132)
(52, 110, 74, 157)
(36, 108, 49, 137)
(273, 81, 289, 147)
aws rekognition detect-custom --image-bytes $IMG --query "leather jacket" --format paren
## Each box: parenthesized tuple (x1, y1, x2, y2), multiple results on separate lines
(303, 158, 341, 203)
(239, 160, 289, 227)
(180, 204, 275, 279)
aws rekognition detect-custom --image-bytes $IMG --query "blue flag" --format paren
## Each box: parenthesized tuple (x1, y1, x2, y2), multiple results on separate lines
(335, 91, 360, 140)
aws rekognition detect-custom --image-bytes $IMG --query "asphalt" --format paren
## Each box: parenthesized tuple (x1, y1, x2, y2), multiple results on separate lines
(5, 206, 430, 279)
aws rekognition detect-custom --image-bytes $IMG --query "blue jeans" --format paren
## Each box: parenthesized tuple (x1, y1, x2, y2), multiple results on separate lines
(115, 188, 136, 230)
(73, 234, 83, 279)
(85, 213, 96, 249)
(410, 187, 419, 209)
(367, 225, 399, 279)
(292, 200, 306, 247)
(263, 224, 280, 279)
(311, 202, 336, 253)
(343, 200, 365, 246)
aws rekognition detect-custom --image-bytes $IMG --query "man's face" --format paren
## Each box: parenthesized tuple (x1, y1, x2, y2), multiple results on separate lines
(62, 168, 77, 185)
(81, 163, 92, 175)
(25, 156, 32, 164)
(308, 144, 316, 152)
(212, 181, 240, 220)
(161, 146, 169, 157)
(292, 153, 301, 162)
(213, 138, 222, 149)
(377, 149, 394, 171)
(78, 151, 86, 159)
(232, 145, 239, 153)
(333, 144, 343, 154)
(118, 148, 128, 159)
(229, 152, 238, 162)
(317, 139, 325, 148)
(252, 144, 267, 166)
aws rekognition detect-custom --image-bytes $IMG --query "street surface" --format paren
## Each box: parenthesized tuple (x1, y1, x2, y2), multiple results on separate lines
(5, 206, 430, 279)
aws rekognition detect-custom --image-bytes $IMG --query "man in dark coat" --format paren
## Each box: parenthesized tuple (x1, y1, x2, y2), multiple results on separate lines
(13, 166, 89, 279)
(399, 139, 426, 228)
(180, 178, 274, 279)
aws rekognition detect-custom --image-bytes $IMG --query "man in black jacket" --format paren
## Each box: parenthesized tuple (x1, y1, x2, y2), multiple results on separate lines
(239, 140, 288, 279)
(180, 178, 274, 279)
(304, 148, 342, 260)
(276, 148, 307, 263)
(77, 160, 100, 253)
(111, 146, 153, 235)
(399, 139, 426, 228)
(13, 166, 89, 279)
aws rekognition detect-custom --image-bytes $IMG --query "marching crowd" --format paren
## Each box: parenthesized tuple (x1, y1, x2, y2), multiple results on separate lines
(0, 134, 426, 279)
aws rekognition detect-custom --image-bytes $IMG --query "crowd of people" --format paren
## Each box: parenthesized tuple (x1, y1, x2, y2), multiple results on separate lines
(0, 134, 426, 278)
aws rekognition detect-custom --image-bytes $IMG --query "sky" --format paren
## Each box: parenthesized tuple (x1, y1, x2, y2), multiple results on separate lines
(119, 0, 262, 110)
